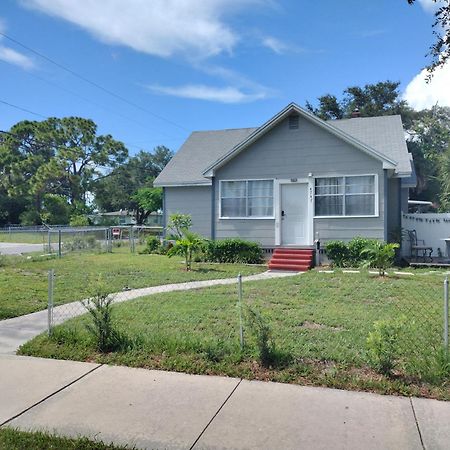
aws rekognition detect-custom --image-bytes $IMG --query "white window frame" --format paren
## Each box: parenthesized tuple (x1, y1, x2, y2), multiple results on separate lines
(219, 178, 275, 219)
(313, 174, 379, 218)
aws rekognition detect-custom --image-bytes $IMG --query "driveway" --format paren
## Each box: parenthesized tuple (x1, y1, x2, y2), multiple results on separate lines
(0, 242, 45, 255)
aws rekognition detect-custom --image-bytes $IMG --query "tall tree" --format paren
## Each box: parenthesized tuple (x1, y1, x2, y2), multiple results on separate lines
(407, 0, 450, 76)
(93, 146, 173, 214)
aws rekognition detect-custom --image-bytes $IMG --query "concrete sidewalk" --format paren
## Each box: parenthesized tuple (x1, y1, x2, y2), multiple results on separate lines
(0, 270, 295, 355)
(1, 355, 449, 449)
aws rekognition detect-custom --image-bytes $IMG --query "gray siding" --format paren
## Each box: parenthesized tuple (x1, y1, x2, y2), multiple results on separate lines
(401, 187, 409, 213)
(164, 186, 211, 238)
(387, 177, 401, 242)
(215, 115, 386, 246)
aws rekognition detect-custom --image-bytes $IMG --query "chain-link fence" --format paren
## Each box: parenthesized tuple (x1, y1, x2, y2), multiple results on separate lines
(43, 268, 450, 392)
(0, 225, 162, 256)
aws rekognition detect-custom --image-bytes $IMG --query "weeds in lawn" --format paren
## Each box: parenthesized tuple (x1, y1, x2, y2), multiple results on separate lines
(366, 316, 405, 376)
(82, 277, 131, 352)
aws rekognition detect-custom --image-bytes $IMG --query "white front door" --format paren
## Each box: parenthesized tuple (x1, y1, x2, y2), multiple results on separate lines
(281, 183, 309, 245)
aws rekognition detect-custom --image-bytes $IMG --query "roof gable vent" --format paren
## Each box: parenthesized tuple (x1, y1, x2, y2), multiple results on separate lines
(288, 114, 300, 129)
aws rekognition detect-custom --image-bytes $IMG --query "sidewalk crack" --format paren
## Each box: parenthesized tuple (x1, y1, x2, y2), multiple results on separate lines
(190, 378, 242, 450)
(409, 397, 425, 450)
(0, 363, 103, 428)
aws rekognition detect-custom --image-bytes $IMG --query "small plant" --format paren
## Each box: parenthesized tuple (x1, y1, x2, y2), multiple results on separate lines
(81, 277, 128, 352)
(361, 241, 399, 276)
(245, 305, 276, 368)
(167, 231, 204, 270)
(366, 317, 405, 376)
(167, 213, 192, 239)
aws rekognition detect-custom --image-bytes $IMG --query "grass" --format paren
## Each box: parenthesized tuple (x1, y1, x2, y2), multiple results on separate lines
(0, 231, 47, 244)
(0, 247, 265, 319)
(20, 269, 450, 400)
(0, 428, 130, 449)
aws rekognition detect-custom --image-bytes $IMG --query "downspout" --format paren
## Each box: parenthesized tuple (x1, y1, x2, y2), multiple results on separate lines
(162, 187, 166, 238)
(383, 170, 388, 242)
(211, 177, 216, 240)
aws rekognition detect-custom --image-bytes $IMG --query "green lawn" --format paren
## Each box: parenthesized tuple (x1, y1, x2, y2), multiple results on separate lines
(0, 231, 48, 244)
(0, 428, 130, 449)
(20, 269, 450, 400)
(0, 248, 265, 319)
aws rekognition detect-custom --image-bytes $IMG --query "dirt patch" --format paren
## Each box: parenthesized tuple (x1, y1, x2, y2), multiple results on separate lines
(300, 321, 344, 331)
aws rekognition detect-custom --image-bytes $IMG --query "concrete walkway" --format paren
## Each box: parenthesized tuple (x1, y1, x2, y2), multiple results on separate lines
(0, 270, 296, 354)
(1, 354, 449, 449)
(0, 242, 45, 255)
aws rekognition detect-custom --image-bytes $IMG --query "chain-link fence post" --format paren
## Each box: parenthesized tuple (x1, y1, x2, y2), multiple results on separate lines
(47, 269, 54, 335)
(58, 229, 62, 258)
(444, 276, 449, 353)
(238, 273, 244, 350)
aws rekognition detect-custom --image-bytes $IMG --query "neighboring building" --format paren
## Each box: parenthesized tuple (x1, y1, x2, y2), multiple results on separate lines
(154, 103, 415, 248)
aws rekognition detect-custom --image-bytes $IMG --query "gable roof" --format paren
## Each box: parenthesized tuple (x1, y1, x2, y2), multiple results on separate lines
(154, 103, 412, 187)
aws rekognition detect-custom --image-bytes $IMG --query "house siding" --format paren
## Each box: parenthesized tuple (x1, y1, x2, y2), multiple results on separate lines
(164, 186, 211, 238)
(387, 177, 401, 242)
(214, 115, 386, 246)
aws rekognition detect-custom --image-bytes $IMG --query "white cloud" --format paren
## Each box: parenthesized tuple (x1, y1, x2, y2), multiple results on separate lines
(417, 0, 439, 13)
(147, 84, 268, 103)
(0, 18, 35, 69)
(22, 0, 267, 60)
(0, 45, 34, 69)
(262, 36, 290, 54)
(403, 62, 450, 109)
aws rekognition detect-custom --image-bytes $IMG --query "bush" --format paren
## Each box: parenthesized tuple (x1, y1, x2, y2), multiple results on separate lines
(69, 215, 90, 227)
(326, 237, 387, 268)
(204, 239, 263, 264)
(367, 317, 405, 376)
(245, 305, 276, 368)
(325, 241, 350, 267)
(63, 235, 98, 252)
(361, 241, 399, 276)
(144, 236, 160, 253)
(81, 278, 130, 352)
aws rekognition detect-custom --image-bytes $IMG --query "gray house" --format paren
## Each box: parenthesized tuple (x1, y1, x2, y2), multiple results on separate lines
(154, 103, 414, 254)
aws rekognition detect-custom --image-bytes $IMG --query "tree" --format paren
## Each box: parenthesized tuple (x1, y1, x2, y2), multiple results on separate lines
(132, 187, 163, 225)
(93, 146, 173, 213)
(0, 117, 128, 224)
(306, 81, 413, 122)
(407, 0, 450, 76)
(40, 194, 70, 225)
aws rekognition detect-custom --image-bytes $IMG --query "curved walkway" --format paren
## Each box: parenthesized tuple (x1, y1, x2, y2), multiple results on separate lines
(0, 270, 297, 355)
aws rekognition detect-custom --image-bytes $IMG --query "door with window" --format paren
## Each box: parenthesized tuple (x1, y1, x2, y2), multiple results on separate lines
(281, 183, 309, 245)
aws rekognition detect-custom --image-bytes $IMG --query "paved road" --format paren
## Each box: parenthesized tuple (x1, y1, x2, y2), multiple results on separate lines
(1, 355, 449, 449)
(0, 242, 45, 255)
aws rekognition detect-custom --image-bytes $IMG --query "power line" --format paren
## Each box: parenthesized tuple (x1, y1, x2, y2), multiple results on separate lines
(0, 31, 189, 132)
(0, 99, 47, 119)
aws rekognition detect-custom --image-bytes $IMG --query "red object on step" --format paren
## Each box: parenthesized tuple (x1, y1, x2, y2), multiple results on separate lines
(268, 248, 314, 272)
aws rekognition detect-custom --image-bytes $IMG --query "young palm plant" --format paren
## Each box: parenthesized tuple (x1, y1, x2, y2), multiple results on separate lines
(167, 231, 204, 271)
(361, 241, 399, 276)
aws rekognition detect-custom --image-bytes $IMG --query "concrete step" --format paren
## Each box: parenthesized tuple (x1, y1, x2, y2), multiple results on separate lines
(268, 262, 311, 272)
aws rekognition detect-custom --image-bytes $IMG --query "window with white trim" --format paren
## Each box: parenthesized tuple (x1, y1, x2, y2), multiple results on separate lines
(220, 180, 273, 218)
(315, 175, 376, 216)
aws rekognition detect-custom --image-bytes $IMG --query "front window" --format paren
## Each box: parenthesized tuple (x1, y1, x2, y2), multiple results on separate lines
(315, 175, 376, 216)
(221, 180, 273, 218)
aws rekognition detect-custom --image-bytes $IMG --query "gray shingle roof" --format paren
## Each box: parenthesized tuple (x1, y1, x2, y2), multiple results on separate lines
(330, 115, 411, 175)
(154, 114, 412, 186)
(154, 128, 257, 186)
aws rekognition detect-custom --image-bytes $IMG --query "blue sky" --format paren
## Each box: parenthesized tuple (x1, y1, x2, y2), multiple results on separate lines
(0, 0, 447, 155)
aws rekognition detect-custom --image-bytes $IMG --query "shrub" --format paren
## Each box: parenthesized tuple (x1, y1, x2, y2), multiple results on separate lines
(81, 278, 130, 352)
(325, 240, 350, 267)
(366, 317, 405, 376)
(348, 237, 378, 266)
(167, 213, 192, 239)
(361, 241, 399, 276)
(245, 305, 276, 368)
(167, 231, 204, 271)
(204, 239, 263, 264)
(63, 235, 98, 252)
(69, 215, 90, 227)
(145, 236, 160, 253)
